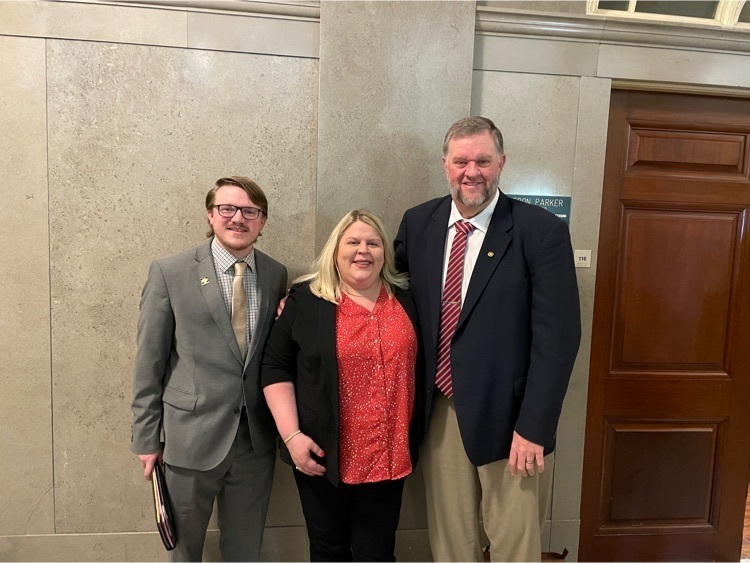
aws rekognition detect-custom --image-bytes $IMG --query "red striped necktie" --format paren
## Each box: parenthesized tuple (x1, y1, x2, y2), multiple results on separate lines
(434, 220, 474, 397)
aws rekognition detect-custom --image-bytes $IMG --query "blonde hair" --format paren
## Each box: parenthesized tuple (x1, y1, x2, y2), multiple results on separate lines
(296, 209, 408, 304)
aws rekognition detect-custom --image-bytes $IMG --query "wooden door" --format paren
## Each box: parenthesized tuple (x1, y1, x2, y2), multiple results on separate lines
(579, 90, 750, 561)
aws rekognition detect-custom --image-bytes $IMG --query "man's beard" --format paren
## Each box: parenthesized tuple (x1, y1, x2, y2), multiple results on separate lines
(449, 174, 500, 209)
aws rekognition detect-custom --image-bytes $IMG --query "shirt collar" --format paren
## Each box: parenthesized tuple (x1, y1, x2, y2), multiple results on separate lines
(447, 188, 500, 233)
(211, 238, 256, 274)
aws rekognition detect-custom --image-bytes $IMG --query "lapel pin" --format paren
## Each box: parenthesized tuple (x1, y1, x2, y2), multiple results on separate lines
(200, 277, 210, 286)
(487, 251, 495, 258)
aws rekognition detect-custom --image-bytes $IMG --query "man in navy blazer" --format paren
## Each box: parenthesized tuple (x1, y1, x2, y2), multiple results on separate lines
(394, 117, 581, 561)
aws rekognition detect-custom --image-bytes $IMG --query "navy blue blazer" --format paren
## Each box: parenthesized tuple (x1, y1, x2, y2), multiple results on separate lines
(394, 191, 581, 466)
(260, 283, 425, 486)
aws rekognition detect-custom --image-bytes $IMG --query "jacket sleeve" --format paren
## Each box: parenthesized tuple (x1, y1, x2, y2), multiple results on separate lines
(514, 219, 582, 447)
(394, 210, 410, 274)
(130, 260, 174, 455)
(260, 292, 299, 387)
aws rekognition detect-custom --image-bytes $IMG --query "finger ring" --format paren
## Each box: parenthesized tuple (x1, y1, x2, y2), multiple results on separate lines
(295, 466, 300, 470)
(525, 460, 535, 465)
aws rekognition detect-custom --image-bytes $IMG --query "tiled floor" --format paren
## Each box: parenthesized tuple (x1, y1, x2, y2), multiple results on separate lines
(743, 483, 750, 561)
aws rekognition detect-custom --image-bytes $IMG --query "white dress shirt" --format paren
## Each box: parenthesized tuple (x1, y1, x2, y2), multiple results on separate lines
(441, 189, 500, 305)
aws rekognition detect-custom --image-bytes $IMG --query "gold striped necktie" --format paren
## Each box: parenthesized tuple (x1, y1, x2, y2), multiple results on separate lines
(231, 261, 248, 358)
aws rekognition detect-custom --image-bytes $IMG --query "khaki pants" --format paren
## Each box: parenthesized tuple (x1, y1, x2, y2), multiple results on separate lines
(422, 393, 554, 562)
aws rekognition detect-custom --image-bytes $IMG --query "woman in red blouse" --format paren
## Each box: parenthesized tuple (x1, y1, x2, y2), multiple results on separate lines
(261, 209, 423, 562)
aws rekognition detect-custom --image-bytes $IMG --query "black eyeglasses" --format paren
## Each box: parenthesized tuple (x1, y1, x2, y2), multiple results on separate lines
(213, 204, 264, 221)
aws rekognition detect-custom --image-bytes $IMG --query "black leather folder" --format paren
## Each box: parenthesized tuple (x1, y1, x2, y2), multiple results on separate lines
(151, 463, 177, 551)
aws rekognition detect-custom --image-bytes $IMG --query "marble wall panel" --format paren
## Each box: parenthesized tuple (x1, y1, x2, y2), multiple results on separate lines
(0, 532, 166, 562)
(316, 0, 477, 245)
(0, 527, 310, 562)
(187, 11, 319, 58)
(552, 76, 610, 529)
(479, 1, 588, 14)
(395, 529, 432, 561)
(0, 526, 422, 561)
(258, 526, 310, 562)
(598, 43, 750, 88)
(471, 70, 581, 197)
(475, 35, 599, 77)
(549, 519, 581, 561)
(0, 35, 54, 536)
(542, 519, 551, 551)
(46, 39, 318, 533)
(0, 1, 186, 47)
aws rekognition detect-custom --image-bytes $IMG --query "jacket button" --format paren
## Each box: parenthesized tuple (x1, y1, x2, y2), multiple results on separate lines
(234, 408, 240, 414)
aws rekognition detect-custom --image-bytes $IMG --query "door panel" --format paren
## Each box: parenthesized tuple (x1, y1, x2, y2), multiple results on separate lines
(579, 90, 750, 561)
(605, 422, 716, 522)
(628, 128, 747, 175)
(616, 209, 737, 368)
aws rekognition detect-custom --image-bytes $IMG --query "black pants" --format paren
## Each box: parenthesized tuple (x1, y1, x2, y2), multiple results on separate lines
(293, 470, 406, 562)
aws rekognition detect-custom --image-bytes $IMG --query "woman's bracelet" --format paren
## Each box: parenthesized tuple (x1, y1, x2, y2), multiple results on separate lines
(283, 430, 302, 445)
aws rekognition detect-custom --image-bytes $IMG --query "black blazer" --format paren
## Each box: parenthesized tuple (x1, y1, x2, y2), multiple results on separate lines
(394, 192, 581, 466)
(260, 282, 425, 486)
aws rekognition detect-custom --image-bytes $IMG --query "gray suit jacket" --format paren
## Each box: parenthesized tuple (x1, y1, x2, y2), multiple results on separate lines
(130, 240, 288, 471)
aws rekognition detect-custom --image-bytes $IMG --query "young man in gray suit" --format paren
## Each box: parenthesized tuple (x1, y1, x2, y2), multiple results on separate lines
(131, 176, 288, 561)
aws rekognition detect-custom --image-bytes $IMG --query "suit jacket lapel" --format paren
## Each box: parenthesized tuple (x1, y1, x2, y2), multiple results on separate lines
(195, 242, 244, 365)
(396, 291, 419, 332)
(458, 191, 513, 329)
(426, 198, 452, 348)
(246, 250, 272, 367)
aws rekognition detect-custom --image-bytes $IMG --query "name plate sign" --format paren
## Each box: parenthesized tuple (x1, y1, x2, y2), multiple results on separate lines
(509, 195, 571, 225)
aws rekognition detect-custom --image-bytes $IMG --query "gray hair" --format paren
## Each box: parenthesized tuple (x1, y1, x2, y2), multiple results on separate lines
(442, 116, 504, 156)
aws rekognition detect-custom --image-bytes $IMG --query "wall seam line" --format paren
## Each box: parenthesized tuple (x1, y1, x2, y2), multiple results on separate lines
(45, 36, 56, 535)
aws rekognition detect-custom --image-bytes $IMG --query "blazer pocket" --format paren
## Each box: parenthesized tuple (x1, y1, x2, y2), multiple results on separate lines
(162, 386, 198, 411)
